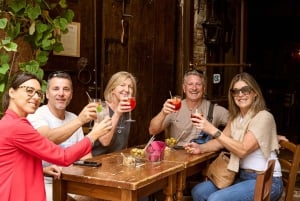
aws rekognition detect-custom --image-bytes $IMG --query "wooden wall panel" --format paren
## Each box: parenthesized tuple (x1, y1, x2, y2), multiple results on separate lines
(99, 0, 177, 146)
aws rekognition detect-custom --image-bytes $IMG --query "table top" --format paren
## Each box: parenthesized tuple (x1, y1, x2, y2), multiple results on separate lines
(163, 149, 218, 168)
(113, 147, 218, 168)
(61, 154, 184, 191)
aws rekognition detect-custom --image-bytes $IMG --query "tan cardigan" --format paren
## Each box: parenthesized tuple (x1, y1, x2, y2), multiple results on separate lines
(227, 110, 279, 172)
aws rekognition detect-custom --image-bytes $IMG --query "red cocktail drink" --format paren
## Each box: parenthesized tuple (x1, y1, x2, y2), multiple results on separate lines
(129, 97, 136, 110)
(171, 96, 181, 111)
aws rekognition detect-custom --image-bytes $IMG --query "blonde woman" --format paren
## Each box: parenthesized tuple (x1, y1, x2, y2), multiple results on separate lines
(92, 71, 137, 156)
(185, 72, 283, 201)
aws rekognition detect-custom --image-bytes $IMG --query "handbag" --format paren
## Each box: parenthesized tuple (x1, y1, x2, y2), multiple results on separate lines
(206, 152, 236, 189)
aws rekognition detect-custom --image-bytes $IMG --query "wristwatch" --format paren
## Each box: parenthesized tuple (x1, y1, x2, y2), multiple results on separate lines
(213, 130, 222, 138)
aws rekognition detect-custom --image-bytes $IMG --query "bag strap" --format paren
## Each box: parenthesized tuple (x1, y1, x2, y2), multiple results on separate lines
(207, 102, 215, 123)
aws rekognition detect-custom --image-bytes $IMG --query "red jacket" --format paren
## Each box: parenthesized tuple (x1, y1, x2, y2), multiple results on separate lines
(0, 109, 91, 201)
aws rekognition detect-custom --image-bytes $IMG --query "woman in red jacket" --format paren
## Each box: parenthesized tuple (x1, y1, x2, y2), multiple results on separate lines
(0, 72, 112, 201)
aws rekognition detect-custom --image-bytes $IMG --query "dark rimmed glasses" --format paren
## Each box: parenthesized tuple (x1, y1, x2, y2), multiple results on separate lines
(18, 86, 44, 99)
(230, 86, 252, 97)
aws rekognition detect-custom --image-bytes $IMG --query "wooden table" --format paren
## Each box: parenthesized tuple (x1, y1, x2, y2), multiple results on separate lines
(109, 147, 218, 201)
(163, 149, 218, 201)
(53, 154, 184, 201)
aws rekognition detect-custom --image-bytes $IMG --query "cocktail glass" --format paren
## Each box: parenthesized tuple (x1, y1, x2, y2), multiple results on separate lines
(126, 96, 136, 122)
(171, 95, 181, 111)
(191, 108, 204, 140)
(171, 95, 181, 122)
(88, 98, 101, 129)
(96, 101, 109, 123)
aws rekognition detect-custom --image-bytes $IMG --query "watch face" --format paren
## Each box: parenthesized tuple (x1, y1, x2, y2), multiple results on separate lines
(214, 130, 221, 138)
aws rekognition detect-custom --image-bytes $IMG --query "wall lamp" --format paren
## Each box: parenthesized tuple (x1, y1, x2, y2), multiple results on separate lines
(202, 0, 223, 48)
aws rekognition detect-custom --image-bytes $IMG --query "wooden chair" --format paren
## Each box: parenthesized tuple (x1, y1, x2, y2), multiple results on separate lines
(278, 140, 300, 201)
(254, 160, 276, 201)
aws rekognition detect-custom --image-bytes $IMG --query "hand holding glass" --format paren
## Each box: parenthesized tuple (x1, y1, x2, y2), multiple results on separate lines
(88, 99, 101, 129)
(191, 109, 203, 123)
(191, 109, 204, 140)
(126, 96, 136, 122)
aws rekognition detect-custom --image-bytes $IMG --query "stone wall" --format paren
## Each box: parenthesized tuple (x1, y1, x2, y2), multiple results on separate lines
(192, 0, 207, 72)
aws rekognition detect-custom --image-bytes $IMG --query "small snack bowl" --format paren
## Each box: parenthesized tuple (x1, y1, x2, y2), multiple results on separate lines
(165, 137, 177, 148)
(130, 148, 145, 159)
(146, 141, 166, 163)
(122, 154, 136, 167)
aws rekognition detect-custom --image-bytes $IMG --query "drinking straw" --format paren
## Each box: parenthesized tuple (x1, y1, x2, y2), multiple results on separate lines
(169, 90, 172, 98)
(143, 135, 155, 152)
(176, 130, 186, 142)
(86, 91, 92, 102)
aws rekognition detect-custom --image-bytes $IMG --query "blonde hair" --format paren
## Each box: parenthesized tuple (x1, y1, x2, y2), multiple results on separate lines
(104, 71, 137, 102)
(228, 72, 266, 120)
(183, 69, 206, 89)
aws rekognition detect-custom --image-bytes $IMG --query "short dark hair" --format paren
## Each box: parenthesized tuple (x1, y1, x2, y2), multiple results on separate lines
(47, 71, 72, 89)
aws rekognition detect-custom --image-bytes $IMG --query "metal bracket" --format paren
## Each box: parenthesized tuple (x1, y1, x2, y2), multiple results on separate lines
(122, 0, 132, 18)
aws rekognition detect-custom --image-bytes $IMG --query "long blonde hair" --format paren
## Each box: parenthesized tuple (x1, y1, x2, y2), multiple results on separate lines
(104, 71, 137, 102)
(228, 72, 266, 120)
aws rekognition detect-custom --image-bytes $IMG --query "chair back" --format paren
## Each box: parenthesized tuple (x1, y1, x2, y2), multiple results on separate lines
(254, 160, 276, 201)
(278, 140, 300, 201)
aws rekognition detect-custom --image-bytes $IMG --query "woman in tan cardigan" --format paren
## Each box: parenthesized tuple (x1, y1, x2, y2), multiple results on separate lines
(185, 72, 283, 201)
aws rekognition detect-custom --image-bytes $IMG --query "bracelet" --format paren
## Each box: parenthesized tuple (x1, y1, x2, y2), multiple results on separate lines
(86, 135, 94, 146)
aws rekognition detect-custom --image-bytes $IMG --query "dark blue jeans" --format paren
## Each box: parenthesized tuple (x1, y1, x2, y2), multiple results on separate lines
(191, 169, 283, 201)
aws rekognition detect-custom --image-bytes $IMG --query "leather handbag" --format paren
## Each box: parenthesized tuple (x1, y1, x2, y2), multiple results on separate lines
(206, 152, 236, 189)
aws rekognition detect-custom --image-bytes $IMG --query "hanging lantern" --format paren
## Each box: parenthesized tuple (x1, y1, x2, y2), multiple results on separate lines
(202, 0, 223, 48)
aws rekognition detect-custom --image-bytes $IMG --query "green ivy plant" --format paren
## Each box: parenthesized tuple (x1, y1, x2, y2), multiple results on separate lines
(0, 0, 74, 116)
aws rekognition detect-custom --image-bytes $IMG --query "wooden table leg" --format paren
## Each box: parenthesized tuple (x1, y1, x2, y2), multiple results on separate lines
(121, 189, 137, 201)
(53, 178, 67, 201)
(164, 174, 177, 201)
(176, 170, 186, 201)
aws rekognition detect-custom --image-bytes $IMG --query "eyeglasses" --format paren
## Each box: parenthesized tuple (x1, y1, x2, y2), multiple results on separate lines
(18, 86, 44, 99)
(230, 86, 252, 97)
(48, 71, 71, 81)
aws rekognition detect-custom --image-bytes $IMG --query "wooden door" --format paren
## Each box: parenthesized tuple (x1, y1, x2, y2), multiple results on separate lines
(97, 0, 178, 146)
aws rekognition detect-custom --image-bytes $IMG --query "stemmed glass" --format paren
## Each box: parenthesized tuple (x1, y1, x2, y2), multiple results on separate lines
(126, 95, 136, 122)
(191, 109, 204, 141)
(171, 95, 182, 122)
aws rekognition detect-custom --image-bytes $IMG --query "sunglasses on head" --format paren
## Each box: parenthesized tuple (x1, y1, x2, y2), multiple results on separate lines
(48, 71, 71, 80)
(185, 68, 204, 76)
(230, 86, 252, 97)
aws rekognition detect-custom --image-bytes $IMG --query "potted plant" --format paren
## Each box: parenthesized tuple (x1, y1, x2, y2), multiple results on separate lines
(0, 0, 74, 116)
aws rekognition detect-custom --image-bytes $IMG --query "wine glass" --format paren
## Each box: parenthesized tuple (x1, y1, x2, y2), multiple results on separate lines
(171, 95, 181, 122)
(190, 109, 204, 142)
(171, 95, 182, 111)
(126, 95, 136, 122)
